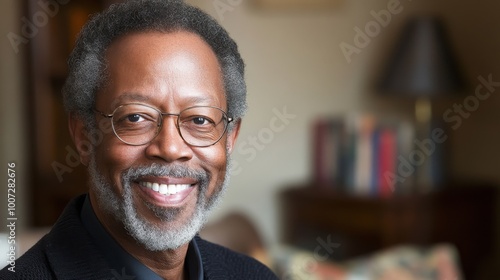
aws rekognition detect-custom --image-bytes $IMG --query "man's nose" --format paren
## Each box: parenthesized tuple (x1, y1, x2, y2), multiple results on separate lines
(145, 117, 193, 163)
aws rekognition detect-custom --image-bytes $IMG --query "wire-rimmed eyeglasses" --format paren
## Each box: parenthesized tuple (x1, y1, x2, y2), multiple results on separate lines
(95, 103, 233, 147)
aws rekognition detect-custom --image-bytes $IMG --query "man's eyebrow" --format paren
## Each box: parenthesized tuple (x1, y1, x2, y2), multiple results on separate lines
(116, 93, 151, 103)
(183, 95, 220, 105)
(112, 93, 223, 108)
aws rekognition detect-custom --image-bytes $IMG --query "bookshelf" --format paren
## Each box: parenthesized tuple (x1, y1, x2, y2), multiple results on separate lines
(311, 113, 449, 197)
(280, 183, 497, 280)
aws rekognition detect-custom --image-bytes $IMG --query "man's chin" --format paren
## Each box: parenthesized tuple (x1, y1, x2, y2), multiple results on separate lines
(144, 202, 184, 223)
(120, 195, 207, 251)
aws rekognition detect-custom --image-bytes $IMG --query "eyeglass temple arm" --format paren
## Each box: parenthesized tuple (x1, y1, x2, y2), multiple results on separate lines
(94, 109, 113, 118)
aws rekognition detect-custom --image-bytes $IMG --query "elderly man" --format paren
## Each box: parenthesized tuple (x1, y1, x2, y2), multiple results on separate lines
(1, 0, 277, 279)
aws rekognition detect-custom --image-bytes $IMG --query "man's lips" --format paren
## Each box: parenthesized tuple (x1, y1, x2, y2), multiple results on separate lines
(139, 181, 192, 195)
(135, 177, 197, 205)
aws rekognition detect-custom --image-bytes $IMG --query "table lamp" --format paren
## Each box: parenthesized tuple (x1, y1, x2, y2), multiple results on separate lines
(378, 16, 467, 189)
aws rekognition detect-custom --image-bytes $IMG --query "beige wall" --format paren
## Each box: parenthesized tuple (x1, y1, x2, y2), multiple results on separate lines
(1, 0, 499, 250)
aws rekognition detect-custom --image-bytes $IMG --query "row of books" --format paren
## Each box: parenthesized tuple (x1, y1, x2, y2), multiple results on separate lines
(312, 114, 445, 197)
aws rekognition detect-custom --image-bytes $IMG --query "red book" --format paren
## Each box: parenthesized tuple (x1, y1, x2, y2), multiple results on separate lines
(378, 127, 396, 198)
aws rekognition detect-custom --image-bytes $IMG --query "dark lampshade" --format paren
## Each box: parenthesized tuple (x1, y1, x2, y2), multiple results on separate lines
(378, 16, 466, 97)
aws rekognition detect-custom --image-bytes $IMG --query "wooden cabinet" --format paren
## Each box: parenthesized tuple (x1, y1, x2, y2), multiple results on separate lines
(280, 183, 497, 279)
(25, 0, 122, 226)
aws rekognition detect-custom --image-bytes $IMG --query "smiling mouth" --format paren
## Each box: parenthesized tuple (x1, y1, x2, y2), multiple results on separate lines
(139, 181, 193, 196)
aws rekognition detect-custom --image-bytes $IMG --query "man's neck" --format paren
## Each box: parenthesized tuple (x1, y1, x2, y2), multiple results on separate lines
(134, 245, 189, 280)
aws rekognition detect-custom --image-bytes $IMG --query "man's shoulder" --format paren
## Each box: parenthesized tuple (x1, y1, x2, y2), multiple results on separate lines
(195, 236, 278, 279)
(0, 195, 87, 279)
(0, 236, 54, 279)
(0, 195, 111, 279)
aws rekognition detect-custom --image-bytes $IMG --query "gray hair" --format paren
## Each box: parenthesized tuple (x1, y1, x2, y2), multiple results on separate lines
(62, 0, 246, 129)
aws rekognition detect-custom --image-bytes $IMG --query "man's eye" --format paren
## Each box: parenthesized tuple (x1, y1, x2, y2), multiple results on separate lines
(192, 117, 209, 125)
(127, 114, 144, 123)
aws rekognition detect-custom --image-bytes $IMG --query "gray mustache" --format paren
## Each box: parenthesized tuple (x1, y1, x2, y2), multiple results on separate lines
(122, 163, 209, 183)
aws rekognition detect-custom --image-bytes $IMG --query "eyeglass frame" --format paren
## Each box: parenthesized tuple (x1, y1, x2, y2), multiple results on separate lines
(94, 103, 234, 147)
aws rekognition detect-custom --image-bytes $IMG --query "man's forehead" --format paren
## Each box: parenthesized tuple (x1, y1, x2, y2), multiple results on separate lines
(102, 30, 222, 81)
(96, 30, 226, 110)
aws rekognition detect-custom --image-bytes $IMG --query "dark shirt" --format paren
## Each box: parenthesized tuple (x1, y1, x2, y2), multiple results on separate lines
(80, 195, 203, 280)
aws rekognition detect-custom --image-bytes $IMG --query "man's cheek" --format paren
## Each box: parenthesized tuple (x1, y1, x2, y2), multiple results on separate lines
(99, 146, 136, 183)
(200, 145, 227, 165)
(104, 144, 139, 165)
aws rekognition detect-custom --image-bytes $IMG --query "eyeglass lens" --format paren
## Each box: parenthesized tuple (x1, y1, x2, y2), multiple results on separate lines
(111, 104, 228, 146)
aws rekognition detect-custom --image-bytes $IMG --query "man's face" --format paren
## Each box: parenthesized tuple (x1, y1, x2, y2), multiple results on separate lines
(80, 31, 239, 250)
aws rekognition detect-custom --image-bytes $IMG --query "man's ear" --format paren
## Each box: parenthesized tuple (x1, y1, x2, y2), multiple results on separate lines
(226, 119, 241, 155)
(68, 113, 91, 166)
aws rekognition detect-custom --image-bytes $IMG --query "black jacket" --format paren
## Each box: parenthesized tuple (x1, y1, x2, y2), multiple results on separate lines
(0, 195, 277, 280)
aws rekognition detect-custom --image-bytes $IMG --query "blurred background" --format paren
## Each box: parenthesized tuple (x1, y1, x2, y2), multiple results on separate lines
(1, 0, 500, 279)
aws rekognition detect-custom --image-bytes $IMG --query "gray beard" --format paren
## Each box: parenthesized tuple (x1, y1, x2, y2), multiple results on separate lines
(88, 155, 231, 251)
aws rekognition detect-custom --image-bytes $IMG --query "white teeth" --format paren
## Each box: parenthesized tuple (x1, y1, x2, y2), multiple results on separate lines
(168, 185, 176, 195)
(141, 182, 191, 196)
(159, 184, 168, 195)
